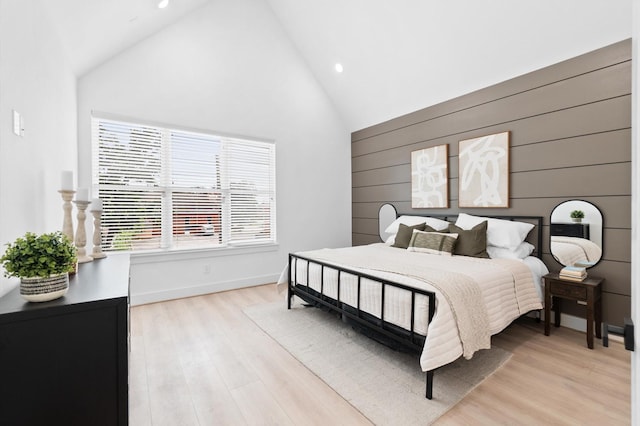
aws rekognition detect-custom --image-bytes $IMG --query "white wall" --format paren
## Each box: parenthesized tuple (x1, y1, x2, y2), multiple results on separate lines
(0, 0, 77, 296)
(77, 0, 351, 304)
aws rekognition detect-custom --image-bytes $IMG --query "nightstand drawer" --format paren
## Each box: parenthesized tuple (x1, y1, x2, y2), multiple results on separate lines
(550, 281, 587, 300)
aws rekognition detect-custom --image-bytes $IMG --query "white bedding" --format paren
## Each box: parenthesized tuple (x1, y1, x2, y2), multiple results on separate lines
(551, 236, 602, 266)
(285, 243, 545, 372)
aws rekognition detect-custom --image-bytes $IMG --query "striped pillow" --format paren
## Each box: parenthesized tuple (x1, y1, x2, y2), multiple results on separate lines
(407, 230, 458, 256)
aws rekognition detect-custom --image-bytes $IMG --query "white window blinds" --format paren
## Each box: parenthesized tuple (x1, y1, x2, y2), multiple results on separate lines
(91, 116, 276, 252)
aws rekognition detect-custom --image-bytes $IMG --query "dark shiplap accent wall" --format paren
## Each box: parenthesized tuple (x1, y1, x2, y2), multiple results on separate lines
(351, 39, 631, 325)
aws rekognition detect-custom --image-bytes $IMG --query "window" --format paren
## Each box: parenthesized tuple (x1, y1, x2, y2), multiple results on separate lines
(91, 116, 276, 252)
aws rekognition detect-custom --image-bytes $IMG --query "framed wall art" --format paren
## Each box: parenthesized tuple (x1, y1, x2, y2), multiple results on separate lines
(458, 131, 510, 208)
(411, 144, 448, 208)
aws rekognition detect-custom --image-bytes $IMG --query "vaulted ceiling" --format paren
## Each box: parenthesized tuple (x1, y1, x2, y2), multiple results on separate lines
(42, 0, 211, 76)
(43, 0, 632, 131)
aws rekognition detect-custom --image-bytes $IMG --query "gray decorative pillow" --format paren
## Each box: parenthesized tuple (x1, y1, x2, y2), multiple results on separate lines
(392, 223, 427, 248)
(407, 230, 458, 256)
(448, 221, 489, 258)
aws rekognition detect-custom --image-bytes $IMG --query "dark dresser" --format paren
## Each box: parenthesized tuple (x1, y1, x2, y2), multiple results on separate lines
(550, 222, 590, 239)
(0, 254, 130, 426)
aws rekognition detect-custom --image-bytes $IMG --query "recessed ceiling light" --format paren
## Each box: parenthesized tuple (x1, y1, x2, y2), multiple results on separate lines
(158, 0, 169, 9)
(335, 63, 344, 73)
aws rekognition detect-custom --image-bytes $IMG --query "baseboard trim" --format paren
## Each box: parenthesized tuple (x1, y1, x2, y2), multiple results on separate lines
(130, 273, 280, 306)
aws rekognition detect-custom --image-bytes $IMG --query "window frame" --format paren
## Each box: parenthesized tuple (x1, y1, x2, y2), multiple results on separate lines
(91, 114, 277, 255)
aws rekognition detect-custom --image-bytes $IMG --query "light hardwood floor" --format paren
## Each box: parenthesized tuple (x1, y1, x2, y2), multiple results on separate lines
(130, 284, 630, 425)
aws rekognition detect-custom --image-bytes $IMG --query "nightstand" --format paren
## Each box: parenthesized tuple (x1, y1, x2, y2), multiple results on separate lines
(543, 272, 603, 349)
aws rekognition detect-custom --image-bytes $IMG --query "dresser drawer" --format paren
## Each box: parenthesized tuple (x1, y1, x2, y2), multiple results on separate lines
(550, 223, 590, 239)
(550, 281, 587, 300)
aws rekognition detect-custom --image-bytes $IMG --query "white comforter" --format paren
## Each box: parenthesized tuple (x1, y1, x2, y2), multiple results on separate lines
(286, 243, 544, 372)
(551, 236, 602, 266)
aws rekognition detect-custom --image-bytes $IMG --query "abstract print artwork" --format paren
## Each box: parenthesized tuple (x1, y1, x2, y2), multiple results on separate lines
(411, 144, 448, 208)
(458, 132, 510, 208)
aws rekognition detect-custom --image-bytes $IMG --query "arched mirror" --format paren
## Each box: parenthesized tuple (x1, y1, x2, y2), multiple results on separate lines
(550, 200, 603, 267)
(378, 203, 397, 242)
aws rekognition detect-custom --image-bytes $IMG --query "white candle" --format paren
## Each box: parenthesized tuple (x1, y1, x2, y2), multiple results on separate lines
(61, 171, 74, 191)
(76, 187, 89, 201)
(90, 198, 103, 211)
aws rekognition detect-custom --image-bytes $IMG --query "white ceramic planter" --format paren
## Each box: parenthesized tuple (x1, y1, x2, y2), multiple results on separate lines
(20, 273, 69, 302)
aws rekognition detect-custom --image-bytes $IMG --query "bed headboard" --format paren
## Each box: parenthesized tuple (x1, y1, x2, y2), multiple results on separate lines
(379, 204, 544, 259)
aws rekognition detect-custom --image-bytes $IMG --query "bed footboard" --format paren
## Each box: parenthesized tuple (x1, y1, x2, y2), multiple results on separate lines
(287, 253, 437, 399)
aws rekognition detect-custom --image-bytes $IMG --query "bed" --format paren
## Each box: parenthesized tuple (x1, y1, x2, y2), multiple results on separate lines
(550, 235, 602, 267)
(286, 212, 547, 400)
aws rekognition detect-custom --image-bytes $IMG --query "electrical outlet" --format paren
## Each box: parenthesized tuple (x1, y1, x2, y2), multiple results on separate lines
(203, 264, 211, 274)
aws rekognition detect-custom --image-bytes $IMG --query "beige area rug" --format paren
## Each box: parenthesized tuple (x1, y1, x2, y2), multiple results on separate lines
(244, 301, 512, 426)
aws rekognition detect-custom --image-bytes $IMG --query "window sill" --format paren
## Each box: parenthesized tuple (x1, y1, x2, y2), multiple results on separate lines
(129, 242, 279, 265)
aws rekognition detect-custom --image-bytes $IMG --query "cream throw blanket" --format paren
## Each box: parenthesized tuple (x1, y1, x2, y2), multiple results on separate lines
(297, 245, 492, 359)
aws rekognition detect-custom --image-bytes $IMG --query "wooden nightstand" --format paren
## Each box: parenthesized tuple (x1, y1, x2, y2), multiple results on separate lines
(543, 272, 603, 349)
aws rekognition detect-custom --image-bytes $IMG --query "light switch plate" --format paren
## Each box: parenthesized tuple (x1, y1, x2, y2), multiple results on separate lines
(12, 110, 22, 136)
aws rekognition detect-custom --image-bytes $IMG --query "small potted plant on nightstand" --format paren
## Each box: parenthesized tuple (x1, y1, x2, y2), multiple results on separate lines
(0, 231, 77, 302)
(570, 210, 585, 223)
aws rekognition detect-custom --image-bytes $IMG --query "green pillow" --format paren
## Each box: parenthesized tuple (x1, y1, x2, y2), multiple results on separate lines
(407, 230, 458, 255)
(392, 223, 426, 248)
(448, 221, 489, 258)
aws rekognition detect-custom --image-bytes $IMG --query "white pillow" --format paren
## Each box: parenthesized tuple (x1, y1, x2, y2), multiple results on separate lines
(423, 217, 452, 231)
(384, 215, 450, 234)
(455, 213, 534, 250)
(487, 242, 534, 260)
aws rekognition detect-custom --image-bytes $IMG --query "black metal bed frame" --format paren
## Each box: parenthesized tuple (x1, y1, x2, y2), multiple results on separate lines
(287, 214, 543, 400)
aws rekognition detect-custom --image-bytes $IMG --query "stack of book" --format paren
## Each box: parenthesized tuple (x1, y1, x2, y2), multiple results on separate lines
(574, 259, 596, 268)
(559, 265, 587, 282)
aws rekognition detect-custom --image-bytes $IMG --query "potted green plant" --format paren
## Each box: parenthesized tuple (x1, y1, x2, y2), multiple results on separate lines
(1, 231, 77, 302)
(570, 210, 585, 223)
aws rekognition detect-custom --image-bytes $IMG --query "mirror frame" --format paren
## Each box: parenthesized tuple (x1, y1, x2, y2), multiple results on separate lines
(549, 199, 604, 268)
(378, 203, 398, 241)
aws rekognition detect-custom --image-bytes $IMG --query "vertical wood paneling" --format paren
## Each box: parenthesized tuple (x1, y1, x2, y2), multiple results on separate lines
(351, 39, 631, 326)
